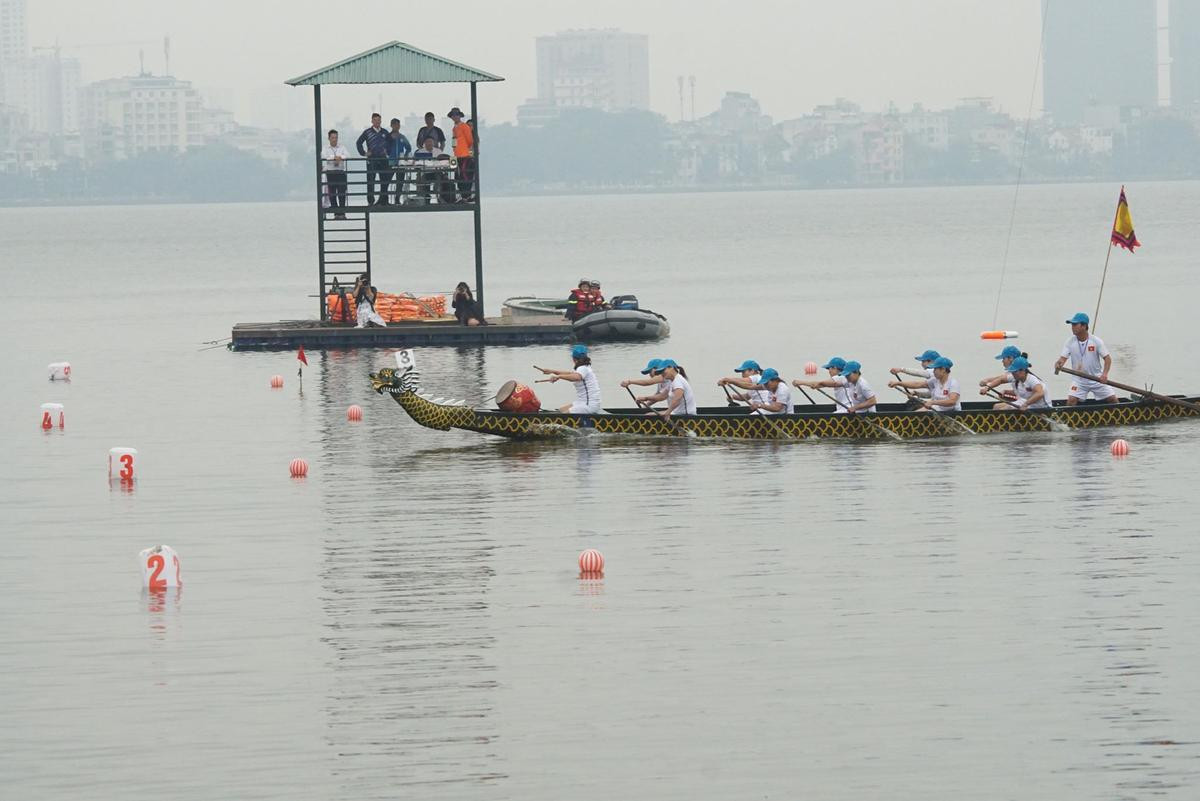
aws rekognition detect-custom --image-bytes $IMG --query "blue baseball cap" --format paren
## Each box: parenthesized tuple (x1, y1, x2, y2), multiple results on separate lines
(914, 349, 940, 362)
(821, 356, 847, 370)
(842, 361, 862, 375)
(760, 367, 781, 382)
(659, 359, 679, 369)
(1007, 356, 1032, 373)
(930, 356, 954, 370)
(995, 345, 1022, 360)
(1066, 312, 1090, 325)
(734, 359, 761, 373)
(640, 358, 663, 375)
(571, 344, 589, 358)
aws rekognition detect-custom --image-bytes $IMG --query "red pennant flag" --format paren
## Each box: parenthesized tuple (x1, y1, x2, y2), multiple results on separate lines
(297, 346, 308, 366)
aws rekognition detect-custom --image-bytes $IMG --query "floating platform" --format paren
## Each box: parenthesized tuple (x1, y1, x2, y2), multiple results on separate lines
(230, 316, 573, 350)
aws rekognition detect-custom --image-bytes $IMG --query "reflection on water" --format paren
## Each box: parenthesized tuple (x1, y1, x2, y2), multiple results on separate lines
(5, 189, 1200, 799)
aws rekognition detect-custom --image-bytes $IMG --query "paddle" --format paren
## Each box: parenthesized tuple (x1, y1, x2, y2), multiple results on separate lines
(810, 386, 901, 441)
(792, 382, 818, 405)
(1055, 365, 1200, 413)
(725, 382, 797, 439)
(890, 385, 975, 435)
(721, 384, 744, 407)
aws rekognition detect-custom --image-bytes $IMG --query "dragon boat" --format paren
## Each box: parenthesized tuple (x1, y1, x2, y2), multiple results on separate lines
(369, 365, 1200, 441)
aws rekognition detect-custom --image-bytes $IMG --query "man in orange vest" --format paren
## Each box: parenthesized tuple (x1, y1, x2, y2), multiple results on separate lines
(448, 106, 475, 203)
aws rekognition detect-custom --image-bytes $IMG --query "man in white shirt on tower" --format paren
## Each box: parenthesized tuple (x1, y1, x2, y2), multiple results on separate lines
(1054, 312, 1116, 405)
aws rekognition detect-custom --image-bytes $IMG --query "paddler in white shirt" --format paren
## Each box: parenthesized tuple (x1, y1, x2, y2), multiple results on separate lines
(619, 358, 667, 407)
(982, 357, 1050, 410)
(657, 359, 696, 417)
(535, 344, 603, 413)
(838, 361, 878, 413)
(716, 359, 769, 407)
(891, 356, 961, 412)
(979, 345, 1028, 398)
(1053, 312, 1117, 405)
(890, 348, 939, 397)
(794, 356, 852, 413)
(746, 368, 793, 414)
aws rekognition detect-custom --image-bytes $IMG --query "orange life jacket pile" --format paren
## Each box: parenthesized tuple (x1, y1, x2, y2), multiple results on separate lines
(327, 292, 448, 323)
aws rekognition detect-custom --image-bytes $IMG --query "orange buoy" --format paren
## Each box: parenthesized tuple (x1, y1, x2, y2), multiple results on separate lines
(347, 404, 363, 422)
(980, 331, 1020, 340)
(578, 548, 604, 575)
(289, 458, 309, 477)
(1110, 439, 1129, 457)
(803, 361, 818, 375)
(270, 375, 284, 388)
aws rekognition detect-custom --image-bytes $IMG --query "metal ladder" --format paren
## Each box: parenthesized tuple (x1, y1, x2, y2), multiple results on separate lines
(318, 211, 371, 321)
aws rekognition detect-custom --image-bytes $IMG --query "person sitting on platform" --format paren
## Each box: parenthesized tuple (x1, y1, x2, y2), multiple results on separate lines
(413, 137, 442, 204)
(387, 118, 412, 205)
(321, 129, 349, 220)
(566, 279, 595, 321)
(452, 282, 488, 326)
(356, 113, 391, 206)
(353, 274, 387, 328)
(416, 111, 446, 152)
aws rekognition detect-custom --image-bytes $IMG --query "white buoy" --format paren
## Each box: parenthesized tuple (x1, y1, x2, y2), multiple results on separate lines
(109, 447, 138, 481)
(139, 545, 181, 590)
(40, 402, 64, 430)
(48, 362, 71, 381)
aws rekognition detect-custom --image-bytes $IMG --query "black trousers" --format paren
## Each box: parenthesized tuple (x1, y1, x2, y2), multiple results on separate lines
(390, 167, 410, 204)
(367, 158, 390, 205)
(326, 171, 347, 209)
(456, 157, 476, 201)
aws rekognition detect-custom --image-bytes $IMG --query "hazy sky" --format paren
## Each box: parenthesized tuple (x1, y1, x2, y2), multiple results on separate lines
(31, 0, 1045, 129)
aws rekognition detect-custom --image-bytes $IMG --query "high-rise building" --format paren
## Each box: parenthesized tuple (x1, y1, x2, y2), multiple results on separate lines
(0, 0, 26, 63)
(81, 74, 204, 159)
(1, 52, 80, 134)
(1171, 0, 1200, 107)
(1042, 0, 1157, 124)
(535, 29, 649, 112)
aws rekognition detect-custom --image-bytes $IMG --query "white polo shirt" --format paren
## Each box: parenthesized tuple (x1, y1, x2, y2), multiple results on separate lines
(830, 375, 853, 413)
(1011, 373, 1050, 409)
(845, 376, 877, 413)
(755, 381, 794, 415)
(925, 375, 962, 412)
(572, 364, 602, 413)
(748, 375, 771, 406)
(667, 374, 696, 415)
(1061, 334, 1110, 392)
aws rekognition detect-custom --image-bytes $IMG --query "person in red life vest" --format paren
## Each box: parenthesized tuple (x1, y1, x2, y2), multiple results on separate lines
(566, 279, 595, 321)
(589, 280, 609, 310)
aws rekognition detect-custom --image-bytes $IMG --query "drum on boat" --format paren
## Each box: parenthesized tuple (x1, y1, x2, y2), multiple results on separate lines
(496, 380, 541, 413)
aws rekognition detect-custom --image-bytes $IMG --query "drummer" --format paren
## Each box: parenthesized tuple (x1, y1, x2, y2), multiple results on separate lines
(619, 358, 667, 407)
(794, 356, 852, 413)
(658, 359, 696, 417)
(717, 359, 769, 407)
(890, 356, 961, 412)
(982, 356, 1049, 410)
(536, 343, 603, 413)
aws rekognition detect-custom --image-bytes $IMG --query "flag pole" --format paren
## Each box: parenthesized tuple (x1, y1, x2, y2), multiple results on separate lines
(1092, 185, 1124, 334)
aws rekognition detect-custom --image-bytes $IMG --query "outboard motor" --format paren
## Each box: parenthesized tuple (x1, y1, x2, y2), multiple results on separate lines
(611, 294, 639, 310)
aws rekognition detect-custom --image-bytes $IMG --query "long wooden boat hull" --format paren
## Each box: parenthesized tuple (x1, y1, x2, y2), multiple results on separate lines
(369, 368, 1200, 441)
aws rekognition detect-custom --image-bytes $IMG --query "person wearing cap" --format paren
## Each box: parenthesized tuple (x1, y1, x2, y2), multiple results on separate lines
(891, 357, 961, 412)
(838, 361, 877, 413)
(1054, 312, 1116, 405)
(448, 107, 475, 202)
(589, 280, 609, 310)
(794, 356, 853, 413)
(982, 357, 1049, 410)
(746, 368, 794, 414)
(536, 344, 602, 414)
(620, 358, 668, 407)
(566, 279, 596, 322)
(890, 349, 940, 397)
(658, 360, 696, 417)
(717, 360, 770, 407)
(978, 344, 1030, 399)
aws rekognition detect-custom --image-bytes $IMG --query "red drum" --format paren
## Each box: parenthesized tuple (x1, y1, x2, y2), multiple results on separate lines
(496, 380, 541, 413)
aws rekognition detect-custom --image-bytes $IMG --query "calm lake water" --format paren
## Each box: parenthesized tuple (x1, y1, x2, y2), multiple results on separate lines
(3, 184, 1200, 800)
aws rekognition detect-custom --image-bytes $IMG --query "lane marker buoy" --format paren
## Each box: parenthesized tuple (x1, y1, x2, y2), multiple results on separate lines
(270, 375, 284, 389)
(40, 402, 64, 430)
(347, 405, 363, 422)
(1111, 439, 1129, 457)
(139, 545, 181, 590)
(109, 447, 138, 481)
(289, 458, 309, 478)
(578, 548, 604, 576)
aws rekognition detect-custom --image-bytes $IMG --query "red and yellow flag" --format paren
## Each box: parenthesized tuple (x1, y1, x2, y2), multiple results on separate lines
(1111, 186, 1140, 252)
